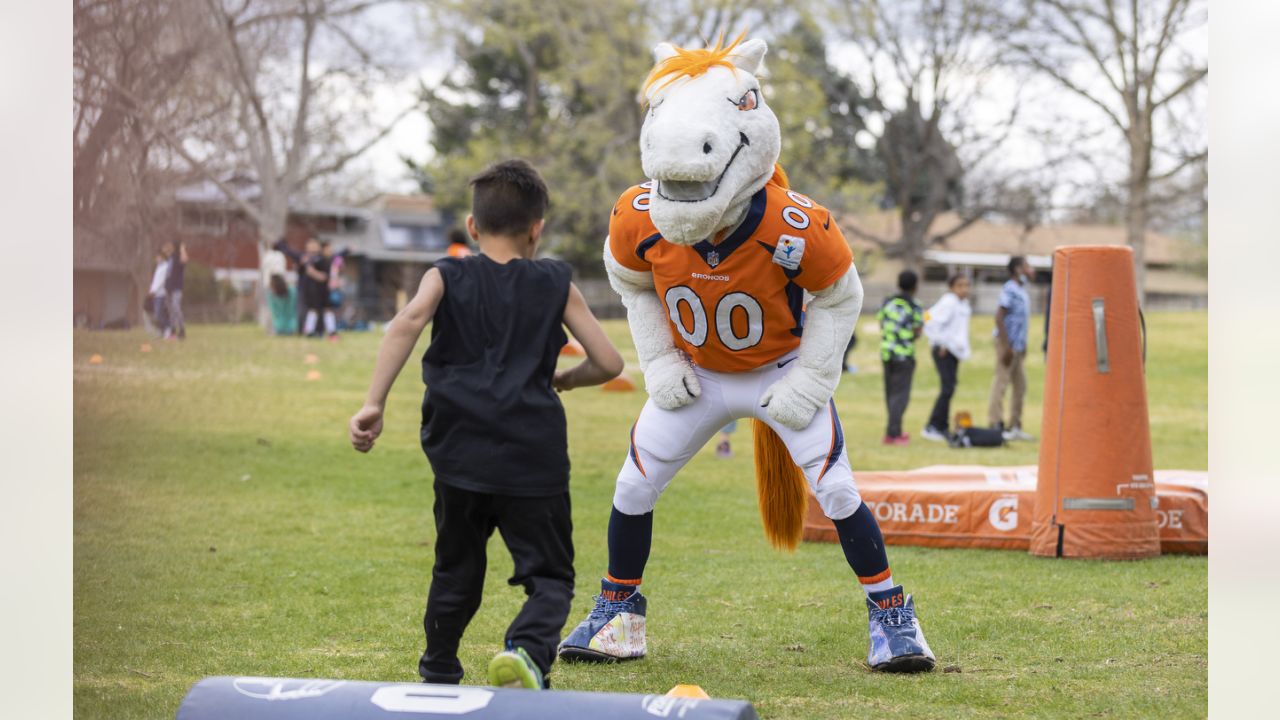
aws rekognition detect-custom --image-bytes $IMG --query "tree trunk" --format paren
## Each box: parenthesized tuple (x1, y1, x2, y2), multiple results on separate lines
(1127, 125, 1151, 306)
(1127, 176, 1148, 306)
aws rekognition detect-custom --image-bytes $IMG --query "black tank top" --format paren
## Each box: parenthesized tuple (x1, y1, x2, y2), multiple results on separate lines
(420, 255, 572, 496)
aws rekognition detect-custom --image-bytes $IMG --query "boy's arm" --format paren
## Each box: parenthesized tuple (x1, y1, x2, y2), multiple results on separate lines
(554, 283, 625, 391)
(304, 262, 327, 282)
(273, 239, 303, 263)
(350, 268, 445, 453)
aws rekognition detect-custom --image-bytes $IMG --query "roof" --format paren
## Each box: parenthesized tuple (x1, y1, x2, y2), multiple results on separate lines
(349, 246, 448, 263)
(842, 211, 1194, 266)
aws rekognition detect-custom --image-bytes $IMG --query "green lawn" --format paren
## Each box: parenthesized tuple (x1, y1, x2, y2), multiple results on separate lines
(73, 312, 1207, 719)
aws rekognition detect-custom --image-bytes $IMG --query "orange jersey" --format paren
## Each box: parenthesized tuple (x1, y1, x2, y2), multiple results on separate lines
(609, 180, 853, 372)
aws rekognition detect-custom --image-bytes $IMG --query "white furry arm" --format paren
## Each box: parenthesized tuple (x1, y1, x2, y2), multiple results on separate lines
(761, 263, 864, 430)
(603, 242, 701, 409)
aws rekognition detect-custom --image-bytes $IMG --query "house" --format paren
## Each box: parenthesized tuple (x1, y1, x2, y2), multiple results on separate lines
(840, 210, 1207, 314)
(132, 181, 454, 326)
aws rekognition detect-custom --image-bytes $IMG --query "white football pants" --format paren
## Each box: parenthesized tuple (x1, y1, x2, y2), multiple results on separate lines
(614, 355, 862, 521)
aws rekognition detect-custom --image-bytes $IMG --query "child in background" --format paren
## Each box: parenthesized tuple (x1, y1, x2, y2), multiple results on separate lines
(267, 274, 298, 336)
(349, 160, 624, 690)
(922, 275, 972, 441)
(876, 270, 924, 445)
(715, 420, 736, 458)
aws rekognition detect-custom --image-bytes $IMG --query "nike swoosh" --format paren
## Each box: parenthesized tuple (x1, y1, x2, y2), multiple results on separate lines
(777, 357, 798, 368)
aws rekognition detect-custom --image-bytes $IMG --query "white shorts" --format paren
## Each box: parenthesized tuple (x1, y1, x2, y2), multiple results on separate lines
(614, 356, 862, 520)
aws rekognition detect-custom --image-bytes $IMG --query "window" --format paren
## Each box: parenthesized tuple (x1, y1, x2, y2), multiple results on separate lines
(178, 207, 227, 235)
(383, 223, 446, 250)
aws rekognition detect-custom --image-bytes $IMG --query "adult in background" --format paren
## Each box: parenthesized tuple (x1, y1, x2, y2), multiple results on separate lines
(989, 256, 1035, 441)
(877, 270, 924, 445)
(163, 241, 188, 340)
(147, 250, 170, 338)
(922, 275, 972, 441)
(273, 237, 328, 338)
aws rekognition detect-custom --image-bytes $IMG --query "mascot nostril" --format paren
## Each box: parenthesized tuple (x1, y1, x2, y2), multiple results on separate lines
(571, 32, 935, 675)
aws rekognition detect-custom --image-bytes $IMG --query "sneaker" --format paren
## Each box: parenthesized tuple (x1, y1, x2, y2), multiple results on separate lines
(921, 425, 948, 442)
(558, 580, 647, 662)
(894, 433, 911, 446)
(866, 586, 936, 673)
(844, 363, 859, 375)
(487, 645, 544, 689)
(1002, 426, 1035, 442)
(715, 441, 732, 458)
(882, 435, 898, 446)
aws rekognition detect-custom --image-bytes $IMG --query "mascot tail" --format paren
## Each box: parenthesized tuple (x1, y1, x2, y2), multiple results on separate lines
(752, 419, 808, 550)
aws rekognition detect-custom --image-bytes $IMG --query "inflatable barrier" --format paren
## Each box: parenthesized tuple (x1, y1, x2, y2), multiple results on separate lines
(177, 677, 759, 720)
(801, 465, 1206, 555)
(1033, 245, 1159, 558)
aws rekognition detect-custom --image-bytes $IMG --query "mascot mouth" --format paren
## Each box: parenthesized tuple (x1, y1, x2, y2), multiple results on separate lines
(655, 132, 750, 203)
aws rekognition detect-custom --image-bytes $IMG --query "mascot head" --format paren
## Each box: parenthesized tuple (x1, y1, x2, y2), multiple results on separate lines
(640, 34, 782, 246)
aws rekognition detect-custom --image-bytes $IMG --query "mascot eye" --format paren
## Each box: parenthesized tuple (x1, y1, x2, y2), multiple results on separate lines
(734, 89, 759, 111)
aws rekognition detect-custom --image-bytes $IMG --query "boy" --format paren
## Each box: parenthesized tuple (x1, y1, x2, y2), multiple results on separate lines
(876, 270, 924, 445)
(348, 160, 624, 690)
(922, 274, 972, 441)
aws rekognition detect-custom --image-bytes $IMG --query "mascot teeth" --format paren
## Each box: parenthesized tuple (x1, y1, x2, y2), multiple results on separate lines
(656, 133, 751, 204)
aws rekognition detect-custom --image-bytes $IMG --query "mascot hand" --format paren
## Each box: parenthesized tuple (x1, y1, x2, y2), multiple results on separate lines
(760, 368, 828, 430)
(644, 351, 702, 410)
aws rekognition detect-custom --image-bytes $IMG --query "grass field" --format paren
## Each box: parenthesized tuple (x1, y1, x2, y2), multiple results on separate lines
(74, 312, 1207, 719)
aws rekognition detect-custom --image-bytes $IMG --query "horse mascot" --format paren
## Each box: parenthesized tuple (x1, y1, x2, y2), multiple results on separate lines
(558, 35, 935, 673)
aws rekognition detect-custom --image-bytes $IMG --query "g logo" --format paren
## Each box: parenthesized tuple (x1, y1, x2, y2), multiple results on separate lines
(989, 497, 1018, 532)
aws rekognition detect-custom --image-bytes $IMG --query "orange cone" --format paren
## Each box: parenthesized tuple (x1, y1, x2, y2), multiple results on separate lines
(1030, 246, 1159, 559)
(306, 369, 322, 381)
(560, 340, 585, 357)
(666, 684, 710, 699)
(88, 354, 103, 365)
(140, 343, 152, 353)
(602, 375, 637, 392)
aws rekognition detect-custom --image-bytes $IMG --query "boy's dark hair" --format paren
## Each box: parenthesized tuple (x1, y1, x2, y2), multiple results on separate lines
(469, 159, 549, 236)
(1008, 255, 1026, 275)
(947, 273, 966, 288)
(269, 273, 288, 299)
(897, 269, 919, 293)
(447, 227, 468, 245)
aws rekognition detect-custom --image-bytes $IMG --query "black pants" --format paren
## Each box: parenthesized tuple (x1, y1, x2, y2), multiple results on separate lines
(928, 347, 960, 431)
(883, 356, 916, 437)
(419, 482, 574, 684)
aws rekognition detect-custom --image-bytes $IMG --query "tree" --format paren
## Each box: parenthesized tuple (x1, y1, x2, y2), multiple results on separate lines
(74, 0, 210, 323)
(1005, 0, 1207, 297)
(417, 0, 654, 271)
(827, 0, 1025, 272)
(764, 13, 884, 206)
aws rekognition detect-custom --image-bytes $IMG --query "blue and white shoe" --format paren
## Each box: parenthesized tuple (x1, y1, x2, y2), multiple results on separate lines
(557, 579, 647, 663)
(866, 586, 936, 673)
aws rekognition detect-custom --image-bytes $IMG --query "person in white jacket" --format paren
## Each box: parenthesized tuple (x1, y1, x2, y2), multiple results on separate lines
(922, 275, 972, 440)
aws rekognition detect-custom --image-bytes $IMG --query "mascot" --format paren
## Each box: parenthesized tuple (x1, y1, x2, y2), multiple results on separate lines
(558, 35, 935, 673)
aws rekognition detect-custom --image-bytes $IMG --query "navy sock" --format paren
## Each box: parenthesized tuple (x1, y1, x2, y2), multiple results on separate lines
(832, 503, 893, 591)
(607, 506, 653, 583)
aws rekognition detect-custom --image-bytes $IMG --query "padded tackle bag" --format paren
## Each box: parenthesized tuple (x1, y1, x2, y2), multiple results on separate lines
(1029, 245, 1159, 559)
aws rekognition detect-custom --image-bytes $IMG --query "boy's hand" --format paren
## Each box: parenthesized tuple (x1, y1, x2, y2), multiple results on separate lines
(553, 368, 575, 393)
(350, 405, 384, 453)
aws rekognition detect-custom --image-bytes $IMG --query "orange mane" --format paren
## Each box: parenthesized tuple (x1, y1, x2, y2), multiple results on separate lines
(642, 31, 750, 101)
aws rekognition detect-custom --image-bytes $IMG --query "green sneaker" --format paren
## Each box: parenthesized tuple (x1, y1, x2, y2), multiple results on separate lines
(487, 645, 544, 690)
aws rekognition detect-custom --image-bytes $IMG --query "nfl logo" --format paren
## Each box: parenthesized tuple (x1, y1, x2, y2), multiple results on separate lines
(706, 250, 720, 268)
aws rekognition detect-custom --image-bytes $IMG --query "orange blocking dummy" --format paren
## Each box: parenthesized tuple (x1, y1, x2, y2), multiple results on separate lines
(1030, 246, 1160, 559)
